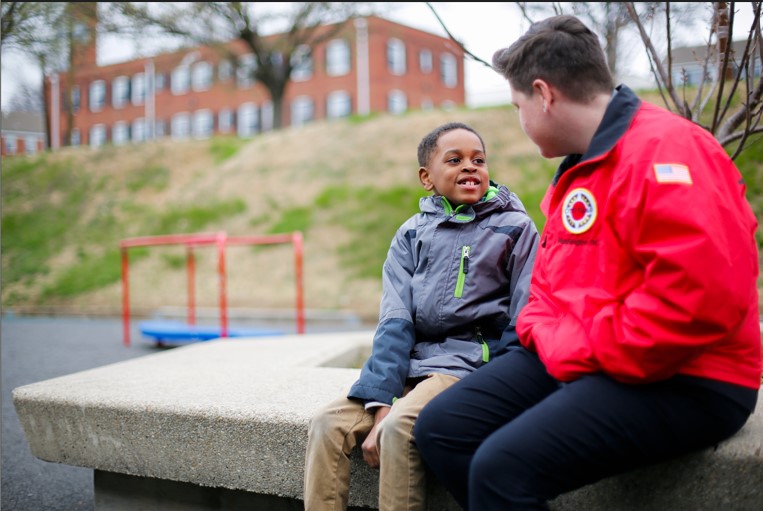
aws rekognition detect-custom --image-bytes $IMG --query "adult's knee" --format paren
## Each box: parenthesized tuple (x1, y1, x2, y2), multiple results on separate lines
(412, 396, 444, 454)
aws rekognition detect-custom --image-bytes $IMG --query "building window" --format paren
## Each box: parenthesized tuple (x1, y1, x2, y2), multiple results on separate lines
(387, 89, 407, 114)
(171, 112, 190, 139)
(290, 96, 314, 126)
(171, 66, 190, 95)
(237, 103, 258, 137)
(155, 73, 166, 91)
(25, 136, 38, 154)
(192, 61, 212, 91)
(90, 124, 106, 148)
(132, 73, 145, 105)
(71, 129, 80, 147)
(237, 54, 257, 88)
(326, 39, 350, 76)
(326, 90, 352, 119)
(193, 109, 213, 139)
(387, 38, 406, 75)
(440, 53, 457, 88)
(112, 76, 130, 109)
(71, 85, 81, 112)
(89, 80, 106, 112)
(132, 118, 145, 143)
(5, 134, 17, 154)
(419, 49, 433, 73)
(291, 45, 313, 81)
(218, 109, 233, 134)
(112, 121, 129, 145)
(218, 59, 232, 81)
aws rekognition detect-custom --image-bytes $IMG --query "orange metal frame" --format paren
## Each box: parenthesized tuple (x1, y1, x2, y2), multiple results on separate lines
(120, 231, 305, 346)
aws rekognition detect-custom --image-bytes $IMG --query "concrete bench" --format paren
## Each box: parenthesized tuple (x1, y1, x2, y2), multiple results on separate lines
(12, 332, 763, 510)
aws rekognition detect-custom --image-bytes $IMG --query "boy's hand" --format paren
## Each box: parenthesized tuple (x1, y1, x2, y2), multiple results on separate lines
(361, 406, 391, 469)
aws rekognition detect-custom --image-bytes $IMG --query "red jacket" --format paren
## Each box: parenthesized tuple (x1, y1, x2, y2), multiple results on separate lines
(517, 86, 762, 389)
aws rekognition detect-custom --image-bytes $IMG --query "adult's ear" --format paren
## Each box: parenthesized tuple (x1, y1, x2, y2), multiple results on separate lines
(419, 167, 434, 191)
(532, 78, 554, 111)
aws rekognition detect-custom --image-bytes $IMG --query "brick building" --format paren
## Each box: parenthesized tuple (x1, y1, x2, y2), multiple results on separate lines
(45, 14, 465, 150)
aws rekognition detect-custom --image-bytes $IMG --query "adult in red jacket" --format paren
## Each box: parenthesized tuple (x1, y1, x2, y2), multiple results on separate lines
(414, 14, 761, 511)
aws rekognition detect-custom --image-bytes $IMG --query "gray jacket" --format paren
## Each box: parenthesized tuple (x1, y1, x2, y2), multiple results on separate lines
(348, 182, 539, 405)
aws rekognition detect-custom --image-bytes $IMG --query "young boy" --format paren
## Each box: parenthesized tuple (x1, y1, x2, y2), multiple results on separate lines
(303, 122, 539, 511)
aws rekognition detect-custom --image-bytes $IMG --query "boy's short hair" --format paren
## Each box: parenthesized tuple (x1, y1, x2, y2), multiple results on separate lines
(492, 14, 613, 103)
(418, 122, 486, 167)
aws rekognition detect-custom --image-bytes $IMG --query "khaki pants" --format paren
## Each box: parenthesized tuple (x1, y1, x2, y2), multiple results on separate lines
(303, 373, 459, 511)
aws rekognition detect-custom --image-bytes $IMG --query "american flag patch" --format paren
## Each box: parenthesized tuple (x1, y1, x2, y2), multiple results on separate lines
(654, 164, 692, 185)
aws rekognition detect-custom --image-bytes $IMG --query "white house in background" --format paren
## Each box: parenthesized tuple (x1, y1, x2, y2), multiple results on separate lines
(667, 39, 761, 86)
(1, 111, 46, 156)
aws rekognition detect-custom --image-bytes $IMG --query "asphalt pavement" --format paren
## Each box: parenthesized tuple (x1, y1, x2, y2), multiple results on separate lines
(1, 315, 160, 511)
(1, 313, 368, 511)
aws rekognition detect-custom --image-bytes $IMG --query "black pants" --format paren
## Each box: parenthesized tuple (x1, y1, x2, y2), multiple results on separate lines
(413, 347, 757, 510)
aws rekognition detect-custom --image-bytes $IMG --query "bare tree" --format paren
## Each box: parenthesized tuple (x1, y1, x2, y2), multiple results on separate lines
(427, 1, 761, 159)
(625, 1, 762, 158)
(4, 81, 44, 112)
(105, 2, 375, 130)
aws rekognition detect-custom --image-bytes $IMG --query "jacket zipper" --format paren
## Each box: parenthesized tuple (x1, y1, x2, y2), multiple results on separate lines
(454, 245, 470, 298)
(476, 327, 489, 363)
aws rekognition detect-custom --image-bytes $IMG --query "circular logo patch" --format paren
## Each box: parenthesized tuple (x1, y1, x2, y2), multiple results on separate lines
(562, 188, 597, 234)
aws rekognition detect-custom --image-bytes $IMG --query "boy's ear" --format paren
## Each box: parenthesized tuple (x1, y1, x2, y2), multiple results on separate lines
(419, 167, 434, 191)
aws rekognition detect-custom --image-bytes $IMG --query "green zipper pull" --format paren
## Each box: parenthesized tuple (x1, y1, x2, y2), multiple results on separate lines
(454, 245, 470, 298)
(476, 327, 489, 363)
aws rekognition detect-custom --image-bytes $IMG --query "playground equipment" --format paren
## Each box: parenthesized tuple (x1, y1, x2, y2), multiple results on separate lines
(120, 231, 304, 346)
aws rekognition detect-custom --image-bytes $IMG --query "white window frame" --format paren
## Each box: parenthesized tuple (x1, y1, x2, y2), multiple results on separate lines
(112, 121, 129, 146)
(419, 49, 433, 73)
(326, 39, 350, 76)
(89, 124, 106, 148)
(387, 89, 407, 115)
(440, 53, 457, 88)
(237, 54, 257, 88)
(71, 129, 81, 147)
(218, 109, 233, 134)
(193, 109, 214, 139)
(237, 103, 258, 137)
(89, 80, 106, 112)
(5, 134, 17, 154)
(131, 73, 145, 105)
(132, 118, 146, 143)
(326, 90, 352, 119)
(171, 66, 190, 95)
(192, 61, 213, 91)
(171, 112, 191, 140)
(290, 96, 314, 126)
(25, 136, 38, 154)
(291, 45, 313, 81)
(112, 76, 130, 109)
(387, 38, 406, 76)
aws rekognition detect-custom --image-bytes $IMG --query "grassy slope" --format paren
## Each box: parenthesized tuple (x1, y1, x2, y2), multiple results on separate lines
(2, 104, 761, 321)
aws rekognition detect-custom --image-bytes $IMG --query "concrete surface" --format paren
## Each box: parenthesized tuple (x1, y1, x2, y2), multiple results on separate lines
(11, 329, 763, 510)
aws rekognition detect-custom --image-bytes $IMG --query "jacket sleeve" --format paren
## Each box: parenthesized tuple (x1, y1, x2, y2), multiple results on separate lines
(498, 216, 540, 351)
(590, 132, 759, 383)
(348, 224, 417, 405)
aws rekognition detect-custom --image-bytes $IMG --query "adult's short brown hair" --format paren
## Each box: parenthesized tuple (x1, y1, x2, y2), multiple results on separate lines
(492, 15, 614, 103)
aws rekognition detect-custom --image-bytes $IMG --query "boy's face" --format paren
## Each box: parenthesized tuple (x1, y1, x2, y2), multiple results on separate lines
(419, 129, 490, 206)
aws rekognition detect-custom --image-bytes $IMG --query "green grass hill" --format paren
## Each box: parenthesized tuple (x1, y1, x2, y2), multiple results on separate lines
(2, 104, 761, 322)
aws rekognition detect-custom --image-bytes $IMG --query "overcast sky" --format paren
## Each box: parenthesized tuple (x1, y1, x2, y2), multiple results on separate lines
(1, 2, 759, 110)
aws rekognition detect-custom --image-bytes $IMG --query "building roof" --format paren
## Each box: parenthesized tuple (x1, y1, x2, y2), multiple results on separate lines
(1, 111, 45, 134)
(669, 39, 752, 66)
